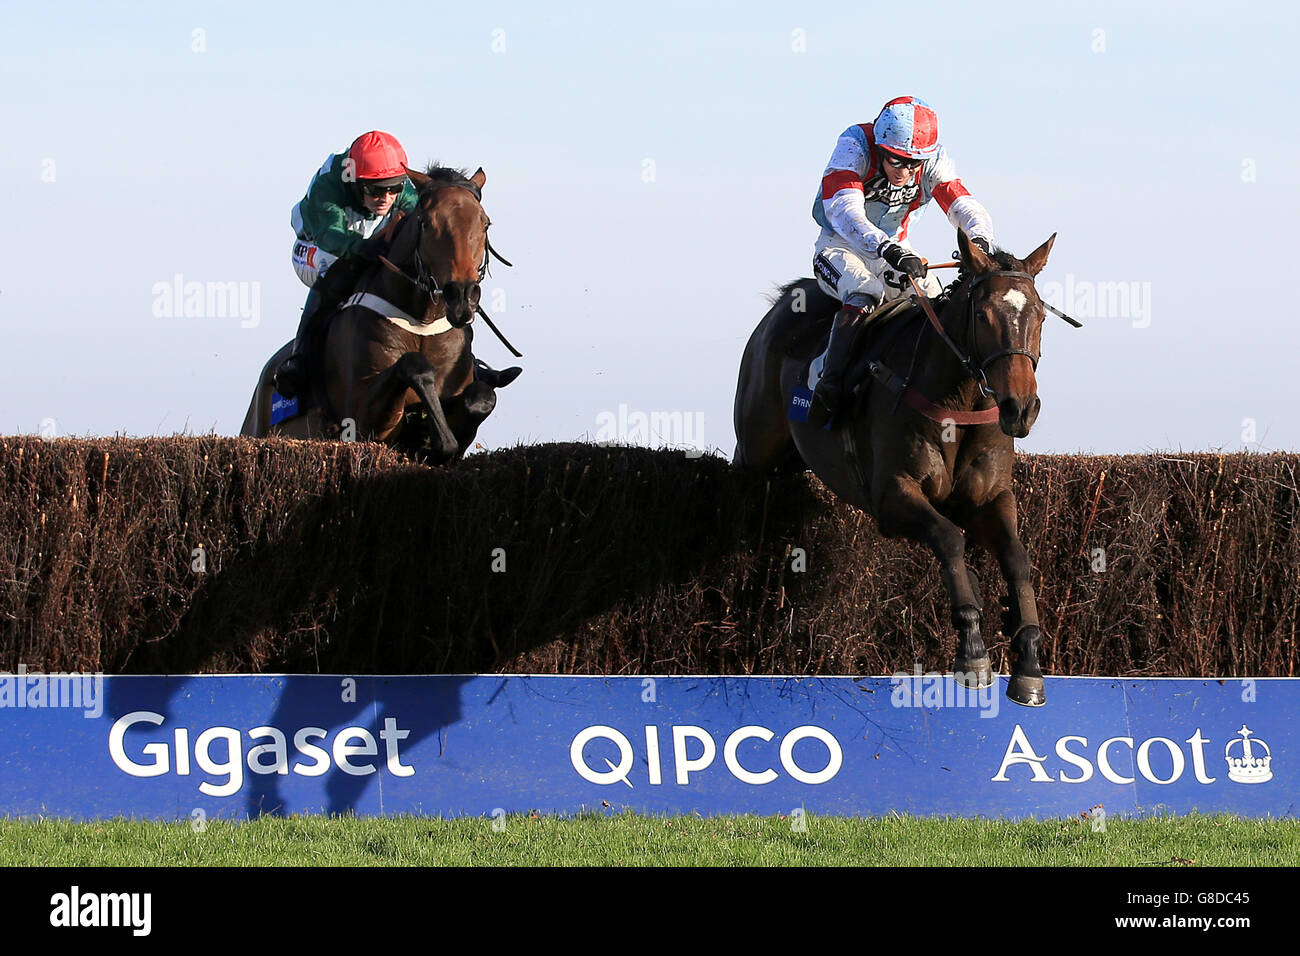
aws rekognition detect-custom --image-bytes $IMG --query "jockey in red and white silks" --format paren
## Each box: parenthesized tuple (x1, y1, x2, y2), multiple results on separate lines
(805, 96, 999, 425)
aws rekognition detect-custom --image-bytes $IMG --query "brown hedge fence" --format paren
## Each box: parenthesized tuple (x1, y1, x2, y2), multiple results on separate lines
(0, 436, 1295, 677)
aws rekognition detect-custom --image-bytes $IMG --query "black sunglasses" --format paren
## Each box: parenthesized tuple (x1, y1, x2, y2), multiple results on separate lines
(361, 183, 404, 197)
(881, 152, 923, 169)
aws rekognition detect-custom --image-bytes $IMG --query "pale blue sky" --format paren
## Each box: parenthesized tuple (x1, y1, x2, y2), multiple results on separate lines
(2, 0, 1296, 454)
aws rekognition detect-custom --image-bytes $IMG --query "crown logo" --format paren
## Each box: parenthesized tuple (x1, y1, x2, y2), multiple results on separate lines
(1224, 726, 1273, 784)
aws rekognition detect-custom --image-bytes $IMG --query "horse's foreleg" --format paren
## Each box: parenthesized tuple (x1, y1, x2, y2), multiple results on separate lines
(964, 489, 1045, 707)
(354, 351, 460, 462)
(877, 475, 991, 688)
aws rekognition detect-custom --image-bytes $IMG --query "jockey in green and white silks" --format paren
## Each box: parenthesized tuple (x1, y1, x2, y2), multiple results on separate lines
(289, 132, 418, 288)
(275, 130, 416, 399)
(274, 130, 520, 404)
(805, 96, 998, 427)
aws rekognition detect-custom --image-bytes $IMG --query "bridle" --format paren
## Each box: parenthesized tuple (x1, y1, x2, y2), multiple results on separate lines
(842, 257, 1069, 494)
(380, 181, 510, 306)
(910, 269, 1041, 401)
(376, 180, 521, 355)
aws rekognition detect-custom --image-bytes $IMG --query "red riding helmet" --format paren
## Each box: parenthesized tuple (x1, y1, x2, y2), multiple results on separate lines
(347, 130, 409, 186)
(873, 97, 940, 162)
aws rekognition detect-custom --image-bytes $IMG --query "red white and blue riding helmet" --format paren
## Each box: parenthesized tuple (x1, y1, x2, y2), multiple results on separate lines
(873, 97, 940, 161)
(347, 130, 409, 186)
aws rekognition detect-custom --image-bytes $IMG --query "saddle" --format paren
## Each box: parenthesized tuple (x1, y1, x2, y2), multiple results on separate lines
(300, 214, 415, 401)
(774, 278, 930, 383)
(840, 296, 928, 399)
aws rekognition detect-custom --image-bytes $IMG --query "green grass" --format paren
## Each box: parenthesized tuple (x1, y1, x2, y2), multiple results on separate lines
(1, 812, 1296, 866)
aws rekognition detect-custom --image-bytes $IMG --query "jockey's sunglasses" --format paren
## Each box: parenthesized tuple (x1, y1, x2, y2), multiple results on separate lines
(361, 183, 404, 197)
(881, 152, 923, 169)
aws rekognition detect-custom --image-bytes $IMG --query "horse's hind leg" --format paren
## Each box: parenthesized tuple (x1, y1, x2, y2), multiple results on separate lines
(733, 334, 799, 473)
(876, 474, 992, 689)
(964, 489, 1045, 707)
(240, 382, 265, 437)
(242, 344, 294, 437)
(735, 430, 803, 474)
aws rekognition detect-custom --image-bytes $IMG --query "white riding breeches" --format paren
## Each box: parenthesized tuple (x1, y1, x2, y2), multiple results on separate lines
(812, 229, 942, 305)
(806, 230, 943, 390)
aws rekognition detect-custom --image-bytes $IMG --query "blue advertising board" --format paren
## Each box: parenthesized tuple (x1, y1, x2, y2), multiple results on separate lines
(0, 673, 1292, 820)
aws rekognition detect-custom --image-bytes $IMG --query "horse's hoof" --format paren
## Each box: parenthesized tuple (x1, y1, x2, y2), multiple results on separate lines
(474, 361, 522, 389)
(1007, 675, 1046, 707)
(951, 658, 993, 688)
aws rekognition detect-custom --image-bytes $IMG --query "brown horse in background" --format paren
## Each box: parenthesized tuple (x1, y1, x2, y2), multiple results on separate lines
(734, 231, 1058, 705)
(242, 165, 517, 463)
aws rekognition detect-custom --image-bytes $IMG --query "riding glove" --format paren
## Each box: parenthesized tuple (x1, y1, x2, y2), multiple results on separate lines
(878, 242, 927, 278)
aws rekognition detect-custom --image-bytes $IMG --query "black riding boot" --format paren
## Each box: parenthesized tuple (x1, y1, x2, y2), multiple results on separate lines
(807, 297, 877, 427)
(273, 287, 324, 400)
(274, 254, 374, 399)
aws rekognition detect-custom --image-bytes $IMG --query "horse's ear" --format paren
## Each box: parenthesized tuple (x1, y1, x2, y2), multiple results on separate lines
(470, 167, 486, 190)
(404, 166, 431, 188)
(1022, 232, 1057, 277)
(958, 230, 994, 273)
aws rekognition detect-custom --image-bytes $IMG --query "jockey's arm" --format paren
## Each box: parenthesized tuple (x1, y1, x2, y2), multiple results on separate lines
(294, 170, 419, 259)
(299, 199, 371, 258)
(817, 127, 891, 258)
(923, 147, 996, 250)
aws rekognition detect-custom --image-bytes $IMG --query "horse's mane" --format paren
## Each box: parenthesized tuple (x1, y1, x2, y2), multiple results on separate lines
(417, 163, 475, 199)
(987, 249, 1021, 270)
(766, 247, 1024, 307)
